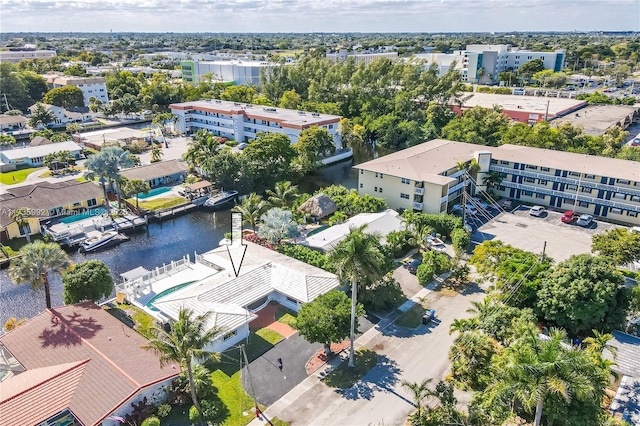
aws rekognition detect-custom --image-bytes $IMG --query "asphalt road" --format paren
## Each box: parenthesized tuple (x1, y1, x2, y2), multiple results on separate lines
(274, 281, 486, 426)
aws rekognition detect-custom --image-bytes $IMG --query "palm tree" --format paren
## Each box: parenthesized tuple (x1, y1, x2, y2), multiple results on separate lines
(232, 193, 270, 231)
(123, 178, 151, 210)
(401, 378, 433, 417)
(449, 317, 480, 335)
(491, 328, 596, 426)
(28, 102, 55, 129)
(84, 146, 134, 213)
(143, 308, 222, 413)
(9, 241, 71, 309)
(150, 144, 163, 163)
(583, 330, 617, 358)
(266, 181, 300, 208)
(482, 171, 503, 190)
(183, 129, 219, 171)
(10, 208, 31, 243)
(257, 208, 300, 244)
(327, 226, 386, 367)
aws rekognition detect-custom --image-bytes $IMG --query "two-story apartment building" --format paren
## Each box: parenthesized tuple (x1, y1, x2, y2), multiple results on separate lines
(356, 139, 640, 226)
(169, 100, 342, 148)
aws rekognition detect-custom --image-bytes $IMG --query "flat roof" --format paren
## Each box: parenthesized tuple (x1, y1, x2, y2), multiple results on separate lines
(356, 139, 640, 183)
(192, 60, 271, 67)
(0, 141, 82, 160)
(170, 99, 342, 128)
(77, 127, 147, 144)
(460, 93, 587, 117)
(552, 105, 639, 136)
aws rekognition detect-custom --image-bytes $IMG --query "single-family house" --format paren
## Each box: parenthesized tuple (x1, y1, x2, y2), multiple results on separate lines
(117, 241, 340, 353)
(28, 104, 93, 128)
(605, 331, 640, 425)
(73, 127, 150, 151)
(301, 209, 406, 252)
(0, 180, 104, 241)
(0, 302, 179, 426)
(0, 140, 83, 167)
(0, 114, 27, 133)
(120, 159, 188, 188)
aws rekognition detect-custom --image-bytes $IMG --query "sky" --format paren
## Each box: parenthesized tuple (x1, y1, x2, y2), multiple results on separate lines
(1, 0, 638, 33)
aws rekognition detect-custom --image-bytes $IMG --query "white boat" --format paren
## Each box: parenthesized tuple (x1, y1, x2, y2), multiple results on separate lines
(79, 230, 120, 252)
(203, 190, 238, 209)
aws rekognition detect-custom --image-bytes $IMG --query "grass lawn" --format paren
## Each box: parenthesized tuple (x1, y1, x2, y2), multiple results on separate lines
(105, 303, 156, 339)
(0, 167, 41, 185)
(323, 349, 378, 389)
(395, 304, 427, 329)
(211, 369, 259, 426)
(134, 195, 187, 211)
(275, 306, 297, 328)
(255, 328, 284, 345)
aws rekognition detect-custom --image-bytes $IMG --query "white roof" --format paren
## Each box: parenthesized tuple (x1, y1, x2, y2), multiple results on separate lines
(303, 209, 405, 252)
(0, 141, 82, 160)
(151, 241, 339, 334)
(460, 93, 587, 117)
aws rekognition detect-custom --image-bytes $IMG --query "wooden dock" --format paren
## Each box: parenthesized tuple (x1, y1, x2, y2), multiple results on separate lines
(152, 203, 198, 221)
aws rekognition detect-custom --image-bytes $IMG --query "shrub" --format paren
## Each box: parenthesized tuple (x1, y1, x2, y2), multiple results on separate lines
(451, 228, 470, 256)
(141, 417, 161, 426)
(124, 140, 151, 154)
(123, 397, 157, 426)
(359, 273, 405, 313)
(422, 250, 452, 275)
(200, 399, 225, 423)
(189, 405, 201, 423)
(156, 404, 171, 418)
(416, 264, 435, 286)
(277, 243, 330, 270)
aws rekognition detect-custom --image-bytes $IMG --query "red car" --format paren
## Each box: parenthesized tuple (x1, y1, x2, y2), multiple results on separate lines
(561, 211, 578, 223)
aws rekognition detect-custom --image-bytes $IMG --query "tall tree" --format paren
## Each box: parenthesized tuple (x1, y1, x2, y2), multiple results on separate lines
(150, 144, 163, 163)
(327, 226, 386, 367)
(84, 146, 134, 213)
(293, 126, 336, 174)
(266, 181, 300, 209)
(123, 178, 151, 209)
(9, 241, 71, 309)
(182, 129, 219, 171)
(243, 132, 296, 191)
(591, 228, 640, 266)
(43, 86, 85, 109)
(232, 193, 270, 231)
(28, 102, 55, 129)
(10, 208, 32, 243)
(62, 260, 114, 304)
(143, 308, 221, 413)
(401, 378, 433, 417)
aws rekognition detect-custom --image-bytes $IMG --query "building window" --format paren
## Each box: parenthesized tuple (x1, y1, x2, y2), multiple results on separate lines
(613, 193, 626, 200)
(525, 165, 538, 170)
(223, 330, 238, 340)
(584, 174, 595, 179)
(360, 169, 364, 174)
(524, 177, 535, 183)
(535, 194, 545, 199)
(628, 211, 638, 217)
(539, 179, 548, 185)
(328, 124, 334, 129)
(497, 185, 506, 191)
(632, 196, 640, 202)
(565, 184, 578, 191)
(523, 190, 533, 196)
(540, 167, 550, 172)
(617, 179, 631, 185)
(401, 193, 410, 200)
(581, 187, 593, 194)
(359, 183, 363, 188)
(379, 188, 383, 193)
(500, 160, 510, 165)
(374, 186, 378, 192)
(401, 178, 411, 185)
(578, 201, 590, 207)
(610, 208, 622, 215)
(569, 172, 581, 177)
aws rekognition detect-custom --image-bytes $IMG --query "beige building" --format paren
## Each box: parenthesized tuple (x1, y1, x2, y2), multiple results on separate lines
(355, 139, 640, 226)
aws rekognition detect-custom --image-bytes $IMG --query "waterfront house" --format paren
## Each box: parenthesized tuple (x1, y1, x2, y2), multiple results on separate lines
(120, 159, 188, 188)
(0, 114, 27, 134)
(117, 241, 340, 353)
(0, 180, 104, 242)
(0, 302, 179, 426)
(27, 103, 93, 128)
(0, 140, 83, 168)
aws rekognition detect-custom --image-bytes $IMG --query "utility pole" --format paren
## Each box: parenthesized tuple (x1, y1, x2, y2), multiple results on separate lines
(544, 99, 550, 122)
(541, 241, 547, 262)
(241, 345, 260, 418)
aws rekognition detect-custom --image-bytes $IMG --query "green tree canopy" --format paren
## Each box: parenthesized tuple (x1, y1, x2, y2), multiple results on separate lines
(536, 254, 628, 336)
(43, 86, 85, 109)
(243, 132, 296, 191)
(257, 207, 300, 244)
(441, 106, 512, 147)
(293, 126, 336, 174)
(28, 102, 55, 128)
(219, 85, 256, 103)
(297, 290, 363, 356)
(62, 260, 114, 304)
(592, 228, 640, 266)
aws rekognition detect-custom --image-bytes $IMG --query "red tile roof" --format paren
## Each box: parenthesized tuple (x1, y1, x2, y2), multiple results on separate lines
(0, 302, 180, 426)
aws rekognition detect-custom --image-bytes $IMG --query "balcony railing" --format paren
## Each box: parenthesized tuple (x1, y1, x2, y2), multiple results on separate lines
(414, 187, 424, 196)
(490, 165, 640, 198)
(500, 181, 640, 212)
(413, 202, 424, 210)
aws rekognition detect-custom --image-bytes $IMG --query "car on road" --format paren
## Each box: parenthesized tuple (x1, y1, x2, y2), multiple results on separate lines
(529, 205, 547, 217)
(404, 259, 422, 275)
(426, 236, 447, 252)
(576, 214, 594, 227)
(561, 211, 578, 224)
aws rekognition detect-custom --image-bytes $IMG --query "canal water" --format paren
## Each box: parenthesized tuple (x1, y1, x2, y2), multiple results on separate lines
(0, 156, 368, 325)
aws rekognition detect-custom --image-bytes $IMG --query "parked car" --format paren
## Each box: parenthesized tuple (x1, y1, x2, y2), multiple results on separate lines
(422, 309, 436, 325)
(561, 211, 578, 224)
(426, 236, 447, 252)
(576, 214, 594, 227)
(237, 142, 248, 150)
(529, 205, 547, 217)
(452, 204, 478, 216)
(404, 259, 422, 275)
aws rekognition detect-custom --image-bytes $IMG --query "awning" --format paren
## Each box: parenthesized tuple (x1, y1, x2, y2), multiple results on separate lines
(120, 266, 150, 282)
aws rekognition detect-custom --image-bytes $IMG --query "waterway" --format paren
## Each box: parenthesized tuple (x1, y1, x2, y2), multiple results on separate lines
(0, 155, 369, 325)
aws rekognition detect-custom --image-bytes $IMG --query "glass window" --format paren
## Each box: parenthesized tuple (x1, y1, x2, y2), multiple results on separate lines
(400, 193, 410, 200)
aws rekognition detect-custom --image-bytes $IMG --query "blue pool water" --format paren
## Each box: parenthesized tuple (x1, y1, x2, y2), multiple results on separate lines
(138, 187, 171, 199)
(60, 207, 108, 224)
(147, 281, 196, 311)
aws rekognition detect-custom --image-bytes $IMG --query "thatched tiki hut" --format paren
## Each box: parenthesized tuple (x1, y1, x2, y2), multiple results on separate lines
(298, 193, 337, 220)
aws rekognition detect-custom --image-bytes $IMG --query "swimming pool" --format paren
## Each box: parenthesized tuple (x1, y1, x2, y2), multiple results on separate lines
(138, 187, 172, 199)
(146, 281, 196, 311)
(60, 207, 108, 224)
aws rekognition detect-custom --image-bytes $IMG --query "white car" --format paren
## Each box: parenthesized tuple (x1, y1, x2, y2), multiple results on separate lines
(529, 205, 547, 217)
(426, 236, 447, 252)
(452, 204, 478, 216)
(576, 214, 594, 227)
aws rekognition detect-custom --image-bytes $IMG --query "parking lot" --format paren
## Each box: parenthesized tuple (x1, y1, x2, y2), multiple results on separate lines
(471, 206, 620, 262)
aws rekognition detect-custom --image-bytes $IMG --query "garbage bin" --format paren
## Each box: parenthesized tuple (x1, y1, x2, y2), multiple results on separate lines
(422, 314, 430, 325)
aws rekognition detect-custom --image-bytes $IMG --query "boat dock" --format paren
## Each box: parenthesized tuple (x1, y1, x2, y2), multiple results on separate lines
(151, 203, 198, 221)
(43, 214, 148, 247)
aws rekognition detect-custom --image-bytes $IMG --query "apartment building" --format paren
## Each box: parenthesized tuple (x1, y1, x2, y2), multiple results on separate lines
(414, 44, 565, 85)
(42, 73, 109, 107)
(169, 99, 342, 148)
(356, 139, 640, 226)
(326, 49, 398, 65)
(180, 60, 274, 84)
(0, 49, 56, 63)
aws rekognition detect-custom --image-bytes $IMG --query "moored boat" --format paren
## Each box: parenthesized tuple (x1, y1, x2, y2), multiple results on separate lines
(79, 230, 127, 253)
(203, 190, 238, 210)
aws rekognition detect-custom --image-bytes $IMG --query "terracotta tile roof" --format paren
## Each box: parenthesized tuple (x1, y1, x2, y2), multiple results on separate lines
(0, 360, 88, 426)
(0, 302, 179, 426)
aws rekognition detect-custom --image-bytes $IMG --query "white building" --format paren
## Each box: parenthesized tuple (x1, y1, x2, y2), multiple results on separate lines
(0, 49, 56, 63)
(117, 241, 340, 353)
(414, 44, 566, 85)
(0, 140, 83, 167)
(301, 209, 405, 252)
(169, 99, 342, 147)
(180, 60, 274, 84)
(42, 73, 109, 107)
(326, 49, 398, 65)
(27, 103, 93, 128)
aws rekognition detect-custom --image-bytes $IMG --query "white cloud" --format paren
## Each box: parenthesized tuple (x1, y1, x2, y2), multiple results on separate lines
(0, 0, 637, 32)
